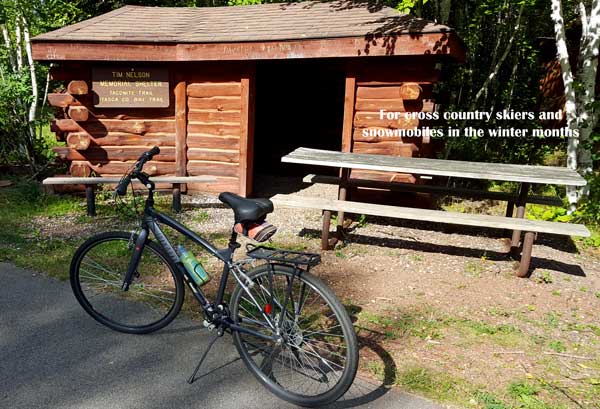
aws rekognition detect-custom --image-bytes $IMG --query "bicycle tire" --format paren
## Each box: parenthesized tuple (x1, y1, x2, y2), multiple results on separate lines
(70, 231, 184, 334)
(230, 264, 358, 407)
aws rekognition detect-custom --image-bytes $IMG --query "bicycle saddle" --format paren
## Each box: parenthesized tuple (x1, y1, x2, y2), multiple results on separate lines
(218, 192, 274, 223)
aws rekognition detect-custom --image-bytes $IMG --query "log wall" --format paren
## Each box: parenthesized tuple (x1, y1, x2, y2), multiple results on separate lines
(349, 62, 439, 184)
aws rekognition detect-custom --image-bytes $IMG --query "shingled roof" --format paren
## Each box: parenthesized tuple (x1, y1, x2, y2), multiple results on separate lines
(33, 1, 451, 43)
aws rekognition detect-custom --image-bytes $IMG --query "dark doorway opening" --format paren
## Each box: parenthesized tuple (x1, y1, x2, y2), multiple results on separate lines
(253, 59, 346, 183)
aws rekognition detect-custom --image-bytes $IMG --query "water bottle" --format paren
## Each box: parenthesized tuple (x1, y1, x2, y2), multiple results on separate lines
(177, 245, 210, 286)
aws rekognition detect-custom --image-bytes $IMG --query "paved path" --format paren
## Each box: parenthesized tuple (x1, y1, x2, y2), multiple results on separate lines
(0, 263, 442, 409)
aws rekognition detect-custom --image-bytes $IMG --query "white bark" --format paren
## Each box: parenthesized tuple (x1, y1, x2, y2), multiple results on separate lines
(22, 15, 37, 123)
(551, 0, 580, 207)
(1, 24, 17, 72)
(15, 20, 23, 71)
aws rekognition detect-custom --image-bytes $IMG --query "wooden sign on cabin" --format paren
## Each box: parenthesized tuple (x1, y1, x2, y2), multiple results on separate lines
(92, 67, 169, 108)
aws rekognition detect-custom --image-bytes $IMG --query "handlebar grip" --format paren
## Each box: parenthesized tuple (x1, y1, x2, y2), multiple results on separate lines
(115, 175, 131, 196)
(138, 146, 160, 162)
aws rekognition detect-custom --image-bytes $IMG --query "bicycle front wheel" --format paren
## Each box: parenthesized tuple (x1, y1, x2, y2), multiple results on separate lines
(70, 231, 184, 334)
(230, 264, 358, 407)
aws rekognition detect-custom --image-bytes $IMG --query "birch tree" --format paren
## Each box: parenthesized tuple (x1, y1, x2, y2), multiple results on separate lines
(550, 0, 600, 209)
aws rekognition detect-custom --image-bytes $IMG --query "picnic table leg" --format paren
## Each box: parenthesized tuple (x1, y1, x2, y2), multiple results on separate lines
(336, 168, 350, 241)
(322, 210, 332, 250)
(516, 231, 535, 277)
(510, 182, 529, 257)
(172, 183, 182, 213)
(85, 185, 96, 217)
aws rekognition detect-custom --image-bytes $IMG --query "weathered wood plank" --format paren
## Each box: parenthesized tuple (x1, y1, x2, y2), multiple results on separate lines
(303, 174, 564, 206)
(271, 194, 591, 237)
(353, 128, 424, 142)
(282, 148, 587, 187)
(239, 72, 254, 197)
(87, 133, 176, 147)
(187, 177, 239, 194)
(187, 83, 241, 98)
(188, 96, 241, 111)
(355, 98, 435, 112)
(43, 175, 216, 185)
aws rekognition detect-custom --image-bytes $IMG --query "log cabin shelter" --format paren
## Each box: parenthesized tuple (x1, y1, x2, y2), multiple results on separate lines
(32, 1, 466, 197)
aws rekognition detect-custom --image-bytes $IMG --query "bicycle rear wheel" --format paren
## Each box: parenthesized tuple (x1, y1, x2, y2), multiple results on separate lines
(70, 231, 184, 334)
(230, 264, 358, 407)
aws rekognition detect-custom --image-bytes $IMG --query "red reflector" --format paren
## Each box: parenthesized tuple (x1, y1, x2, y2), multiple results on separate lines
(264, 303, 272, 314)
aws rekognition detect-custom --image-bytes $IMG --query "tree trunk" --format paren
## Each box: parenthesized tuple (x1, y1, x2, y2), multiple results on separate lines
(22, 16, 38, 123)
(551, 0, 580, 208)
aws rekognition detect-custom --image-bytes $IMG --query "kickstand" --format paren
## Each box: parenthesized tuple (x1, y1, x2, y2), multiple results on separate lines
(187, 329, 222, 384)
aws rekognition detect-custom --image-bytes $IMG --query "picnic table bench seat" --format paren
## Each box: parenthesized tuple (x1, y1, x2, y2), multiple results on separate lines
(43, 176, 215, 216)
(271, 194, 590, 277)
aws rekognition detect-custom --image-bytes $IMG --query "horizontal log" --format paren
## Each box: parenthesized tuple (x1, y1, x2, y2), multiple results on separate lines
(353, 128, 426, 143)
(356, 86, 402, 100)
(88, 132, 176, 147)
(187, 110, 241, 123)
(68, 106, 89, 122)
(355, 99, 435, 112)
(352, 141, 418, 156)
(399, 83, 422, 100)
(187, 148, 239, 163)
(67, 80, 89, 95)
(187, 177, 240, 194)
(43, 176, 213, 185)
(187, 123, 240, 136)
(80, 119, 176, 135)
(187, 83, 241, 98)
(54, 146, 176, 162)
(48, 93, 75, 108)
(71, 160, 176, 176)
(89, 108, 175, 121)
(52, 119, 82, 133)
(354, 112, 419, 129)
(355, 64, 441, 83)
(187, 160, 240, 178)
(187, 134, 240, 150)
(66, 132, 91, 150)
(188, 96, 241, 111)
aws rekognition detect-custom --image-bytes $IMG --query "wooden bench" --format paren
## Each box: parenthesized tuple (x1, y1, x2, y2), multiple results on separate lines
(43, 176, 215, 216)
(271, 194, 591, 278)
(302, 174, 564, 212)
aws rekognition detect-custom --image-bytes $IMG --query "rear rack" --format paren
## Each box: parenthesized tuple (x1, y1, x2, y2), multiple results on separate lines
(246, 245, 321, 267)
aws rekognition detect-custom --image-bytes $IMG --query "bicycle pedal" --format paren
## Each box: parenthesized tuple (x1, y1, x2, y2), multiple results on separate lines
(203, 320, 216, 331)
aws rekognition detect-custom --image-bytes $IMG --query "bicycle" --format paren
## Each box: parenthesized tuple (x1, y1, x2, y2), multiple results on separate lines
(69, 147, 358, 407)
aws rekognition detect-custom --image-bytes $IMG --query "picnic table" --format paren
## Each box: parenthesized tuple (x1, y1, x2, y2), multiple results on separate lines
(273, 147, 590, 277)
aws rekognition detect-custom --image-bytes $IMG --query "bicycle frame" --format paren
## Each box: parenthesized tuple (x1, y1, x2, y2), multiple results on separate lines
(122, 180, 280, 344)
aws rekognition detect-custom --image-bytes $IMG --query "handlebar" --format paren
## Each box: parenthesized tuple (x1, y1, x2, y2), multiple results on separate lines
(115, 146, 160, 196)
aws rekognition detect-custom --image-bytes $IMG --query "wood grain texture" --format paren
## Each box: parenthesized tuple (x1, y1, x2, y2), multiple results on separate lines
(85, 133, 176, 147)
(66, 132, 91, 150)
(187, 123, 240, 136)
(67, 80, 88, 95)
(68, 106, 89, 122)
(187, 160, 240, 178)
(32, 33, 467, 62)
(271, 194, 590, 237)
(282, 148, 588, 186)
(187, 83, 241, 98)
(188, 96, 241, 111)
(353, 141, 418, 156)
(399, 83, 422, 100)
(341, 74, 356, 153)
(187, 110, 241, 123)
(71, 160, 176, 176)
(239, 71, 255, 197)
(187, 148, 239, 163)
(354, 112, 420, 129)
(187, 177, 239, 193)
(54, 146, 176, 162)
(48, 93, 75, 108)
(187, 134, 240, 150)
(175, 81, 187, 177)
(43, 175, 215, 184)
